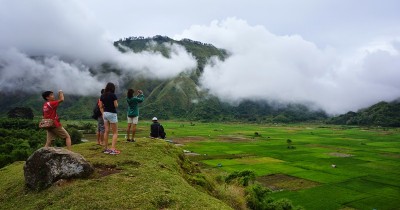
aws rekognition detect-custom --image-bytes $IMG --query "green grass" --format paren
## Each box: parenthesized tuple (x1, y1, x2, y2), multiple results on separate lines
(171, 122, 400, 210)
(0, 136, 232, 209)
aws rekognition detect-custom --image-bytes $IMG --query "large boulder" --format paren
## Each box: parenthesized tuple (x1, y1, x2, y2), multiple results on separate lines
(24, 147, 94, 191)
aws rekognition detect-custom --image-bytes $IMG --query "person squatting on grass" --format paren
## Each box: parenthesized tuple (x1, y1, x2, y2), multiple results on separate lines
(150, 117, 166, 139)
(42, 90, 72, 150)
(126, 88, 144, 142)
(99, 82, 120, 155)
(96, 89, 105, 145)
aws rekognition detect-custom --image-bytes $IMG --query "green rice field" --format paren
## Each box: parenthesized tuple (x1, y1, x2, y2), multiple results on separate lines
(145, 121, 400, 210)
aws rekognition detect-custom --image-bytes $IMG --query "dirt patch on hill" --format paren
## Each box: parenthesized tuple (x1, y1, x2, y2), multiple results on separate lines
(257, 174, 319, 191)
(93, 164, 122, 177)
(172, 136, 206, 144)
(328, 152, 353, 157)
(218, 135, 251, 142)
(307, 144, 351, 152)
(381, 152, 400, 159)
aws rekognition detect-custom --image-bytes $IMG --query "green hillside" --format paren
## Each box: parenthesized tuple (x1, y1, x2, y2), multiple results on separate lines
(327, 100, 400, 127)
(0, 140, 234, 209)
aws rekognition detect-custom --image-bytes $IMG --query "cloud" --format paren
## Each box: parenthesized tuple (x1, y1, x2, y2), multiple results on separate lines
(175, 18, 400, 114)
(0, 0, 197, 95)
(0, 48, 104, 95)
(113, 42, 197, 79)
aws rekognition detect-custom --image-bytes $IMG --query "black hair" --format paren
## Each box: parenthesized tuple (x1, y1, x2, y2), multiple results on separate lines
(101, 89, 105, 94)
(42, 91, 53, 101)
(127, 89, 134, 98)
(104, 82, 115, 95)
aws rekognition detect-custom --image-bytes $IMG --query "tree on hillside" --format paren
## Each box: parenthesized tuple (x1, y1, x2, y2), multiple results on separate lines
(7, 107, 34, 119)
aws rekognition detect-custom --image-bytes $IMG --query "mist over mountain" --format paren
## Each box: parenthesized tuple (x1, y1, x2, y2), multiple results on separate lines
(2, 33, 400, 125)
(175, 18, 400, 114)
(0, 36, 329, 122)
(1, 0, 399, 116)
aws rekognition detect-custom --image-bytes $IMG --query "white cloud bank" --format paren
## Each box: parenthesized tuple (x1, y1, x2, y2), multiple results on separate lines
(0, 48, 104, 95)
(0, 0, 197, 95)
(1, 0, 399, 114)
(175, 18, 400, 114)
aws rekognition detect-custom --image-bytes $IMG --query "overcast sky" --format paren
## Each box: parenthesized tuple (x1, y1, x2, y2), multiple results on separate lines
(0, 0, 399, 114)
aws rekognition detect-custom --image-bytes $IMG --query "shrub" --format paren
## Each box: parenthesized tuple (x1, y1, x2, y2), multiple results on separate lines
(0, 154, 13, 168)
(225, 170, 256, 186)
(245, 183, 273, 210)
(67, 128, 82, 145)
(268, 198, 304, 210)
(66, 123, 96, 134)
(7, 107, 34, 119)
(151, 195, 175, 209)
(11, 149, 30, 161)
(0, 118, 37, 129)
(245, 184, 304, 210)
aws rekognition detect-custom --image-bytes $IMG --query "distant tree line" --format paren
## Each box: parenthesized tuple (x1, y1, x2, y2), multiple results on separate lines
(327, 101, 400, 127)
(118, 35, 218, 48)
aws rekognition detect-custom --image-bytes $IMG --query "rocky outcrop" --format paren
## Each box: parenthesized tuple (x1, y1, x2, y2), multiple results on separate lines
(23, 147, 94, 191)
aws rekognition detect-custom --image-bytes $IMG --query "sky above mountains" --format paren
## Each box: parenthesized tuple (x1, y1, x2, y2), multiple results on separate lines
(0, 0, 399, 114)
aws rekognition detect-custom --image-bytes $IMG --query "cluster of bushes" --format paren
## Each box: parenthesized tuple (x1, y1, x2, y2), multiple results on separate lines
(180, 157, 303, 210)
(226, 170, 304, 210)
(66, 122, 96, 134)
(0, 118, 83, 168)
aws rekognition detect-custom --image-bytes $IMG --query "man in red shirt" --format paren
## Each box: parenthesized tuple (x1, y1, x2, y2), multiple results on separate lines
(42, 90, 71, 150)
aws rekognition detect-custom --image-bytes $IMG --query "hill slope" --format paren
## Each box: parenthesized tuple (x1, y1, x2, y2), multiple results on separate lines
(0, 140, 232, 209)
(327, 100, 400, 127)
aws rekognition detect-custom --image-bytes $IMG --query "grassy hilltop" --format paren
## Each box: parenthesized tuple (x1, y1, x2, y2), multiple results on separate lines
(0, 139, 233, 210)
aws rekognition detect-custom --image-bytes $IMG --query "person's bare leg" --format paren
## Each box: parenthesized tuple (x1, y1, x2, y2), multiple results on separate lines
(65, 136, 72, 150)
(131, 124, 137, 140)
(103, 121, 110, 150)
(96, 131, 101, 144)
(100, 132, 104, 145)
(126, 123, 131, 140)
(45, 130, 53, 147)
(110, 123, 118, 150)
(45, 139, 52, 147)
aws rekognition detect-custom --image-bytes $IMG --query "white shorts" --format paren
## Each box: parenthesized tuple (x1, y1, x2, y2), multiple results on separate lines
(103, 112, 118, 123)
(127, 116, 139, 124)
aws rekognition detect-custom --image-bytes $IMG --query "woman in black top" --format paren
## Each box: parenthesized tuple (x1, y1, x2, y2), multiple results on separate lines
(99, 82, 120, 155)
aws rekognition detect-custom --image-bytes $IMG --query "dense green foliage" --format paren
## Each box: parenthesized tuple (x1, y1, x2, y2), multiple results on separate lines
(328, 100, 400, 127)
(225, 170, 256, 186)
(0, 118, 45, 168)
(245, 183, 303, 210)
(0, 118, 84, 168)
(7, 107, 34, 119)
(224, 170, 303, 209)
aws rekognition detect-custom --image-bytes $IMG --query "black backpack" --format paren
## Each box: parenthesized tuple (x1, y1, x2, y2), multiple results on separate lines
(91, 101, 101, 120)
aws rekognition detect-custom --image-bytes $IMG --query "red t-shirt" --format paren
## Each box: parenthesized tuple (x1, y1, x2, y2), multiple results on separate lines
(43, 101, 61, 127)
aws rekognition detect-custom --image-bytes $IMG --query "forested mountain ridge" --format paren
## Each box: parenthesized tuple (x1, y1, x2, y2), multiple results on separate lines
(1, 35, 328, 122)
(327, 100, 400, 127)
